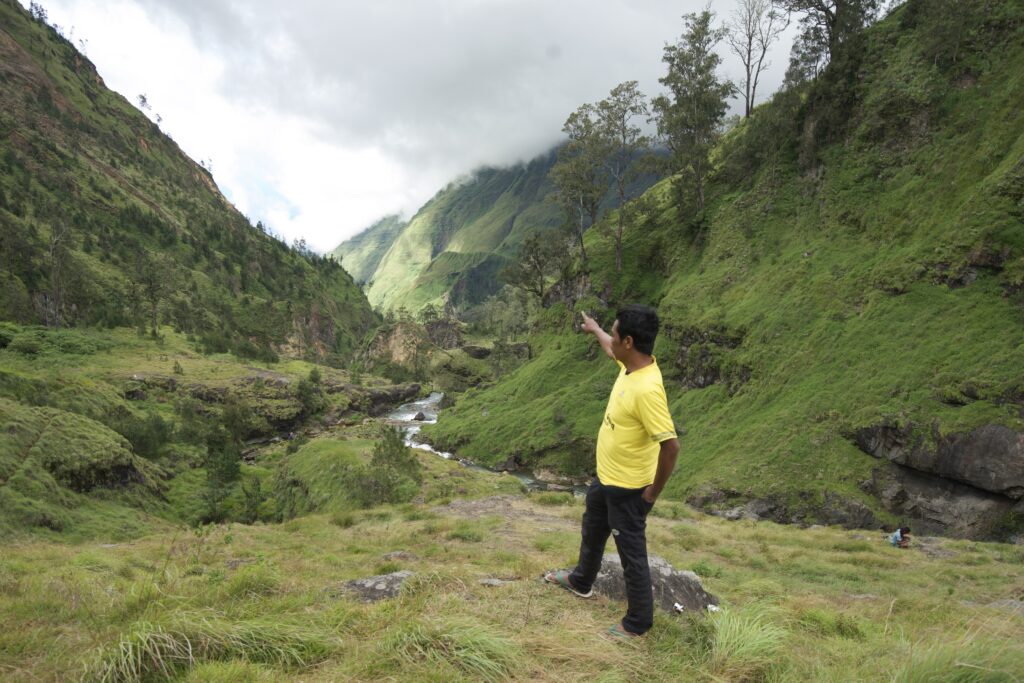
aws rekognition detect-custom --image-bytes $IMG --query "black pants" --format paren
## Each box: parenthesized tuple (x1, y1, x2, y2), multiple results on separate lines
(569, 478, 654, 635)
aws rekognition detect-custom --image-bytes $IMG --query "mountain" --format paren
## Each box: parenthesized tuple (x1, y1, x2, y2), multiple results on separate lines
(329, 214, 406, 286)
(0, 0, 377, 361)
(336, 149, 660, 314)
(425, 0, 1024, 540)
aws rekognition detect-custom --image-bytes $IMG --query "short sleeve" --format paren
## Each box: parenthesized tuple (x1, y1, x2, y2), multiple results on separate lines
(637, 384, 677, 443)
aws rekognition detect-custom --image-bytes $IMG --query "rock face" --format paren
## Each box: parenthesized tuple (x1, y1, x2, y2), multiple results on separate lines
(341, 570, 414, 602)
(687, 488, 878, 530)
(592, 554, 718, 613)
(861, 464, 1020, 539)
(462, 344, 492, 359)
(852, 422, 1024, 500)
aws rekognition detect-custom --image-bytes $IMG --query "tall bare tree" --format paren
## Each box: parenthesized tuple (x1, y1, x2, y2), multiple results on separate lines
(46, 223, 71, 328)
(728, 0, 788, 117)
(596, 81, 650, 274)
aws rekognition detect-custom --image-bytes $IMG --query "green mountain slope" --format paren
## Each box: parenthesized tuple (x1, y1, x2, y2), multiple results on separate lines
(356, 152, 562, 312)
(343, 149, 660, 313)
(425, 1, 1024, 539)
(329, 214, 406, 286)
(0, 0, 377, 361)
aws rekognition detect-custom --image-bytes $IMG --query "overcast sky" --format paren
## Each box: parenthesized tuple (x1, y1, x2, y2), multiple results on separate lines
(25, 0, 797, 252)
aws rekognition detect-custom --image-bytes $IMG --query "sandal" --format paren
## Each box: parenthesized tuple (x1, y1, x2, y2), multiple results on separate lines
(606, 622, 643, 640)
(542, 569, 593, 598)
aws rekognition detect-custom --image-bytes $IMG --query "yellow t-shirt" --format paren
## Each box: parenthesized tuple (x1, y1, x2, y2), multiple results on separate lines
(596, 357, 677, 489)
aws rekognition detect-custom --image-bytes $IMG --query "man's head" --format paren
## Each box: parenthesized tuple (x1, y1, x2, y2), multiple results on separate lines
(611, 304, 659, 359)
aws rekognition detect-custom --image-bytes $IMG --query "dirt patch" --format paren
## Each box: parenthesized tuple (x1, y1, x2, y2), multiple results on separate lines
(435, 495, 576, 529)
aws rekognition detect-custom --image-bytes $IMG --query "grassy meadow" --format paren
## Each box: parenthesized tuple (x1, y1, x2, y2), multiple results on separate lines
(1, 479, 1022, 682)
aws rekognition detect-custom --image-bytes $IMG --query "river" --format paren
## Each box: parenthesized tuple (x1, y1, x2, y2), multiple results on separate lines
(386, 392, 586, 495)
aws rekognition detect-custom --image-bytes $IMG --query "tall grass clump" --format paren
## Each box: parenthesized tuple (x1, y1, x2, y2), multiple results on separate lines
(85, 611, 336, 682)
(892, 631, 1024, 683)
(704, 603, 788, 681)
(380, 618, 522, 682)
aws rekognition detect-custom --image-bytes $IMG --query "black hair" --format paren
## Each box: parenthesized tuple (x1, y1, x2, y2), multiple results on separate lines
(615, 304, 659, 356)
(899, 526, 911, 534)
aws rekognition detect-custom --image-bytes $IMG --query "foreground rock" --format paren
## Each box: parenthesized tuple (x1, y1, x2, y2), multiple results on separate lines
(593, 554, 718, 613)
(339, 570, 415, 602)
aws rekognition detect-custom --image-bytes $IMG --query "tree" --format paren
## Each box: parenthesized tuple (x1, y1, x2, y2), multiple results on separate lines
(596, 82, 650, 273)
(550, 104, 607, 266)
(29, 2, 47, 23)
(774, 0, 880, 81)
(500, 232, 562, 305)
(201, 427, 242, 523)
(132, 251, 176, 336)
(727, 0, 788, 117)
(355, 426, 423, 506)
(45, 223, 72, 328)
(652, 11, 735, 214)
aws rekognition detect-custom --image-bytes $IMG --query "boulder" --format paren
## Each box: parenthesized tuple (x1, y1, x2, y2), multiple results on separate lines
(592, 554, 718, 614)
(412, 411, 427, 422)
(341, 570, 414, 602)
(124, 387, 147, 401)
(861, 464, 1018, 539)
(852, 422, 1024, 500)
(462, 345, 492, 359)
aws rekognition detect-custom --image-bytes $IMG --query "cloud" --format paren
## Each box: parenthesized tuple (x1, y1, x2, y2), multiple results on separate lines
(28, 0, 796, 251)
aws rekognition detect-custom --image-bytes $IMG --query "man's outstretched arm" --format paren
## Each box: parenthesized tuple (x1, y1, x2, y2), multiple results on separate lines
(580, 311, 614, 360)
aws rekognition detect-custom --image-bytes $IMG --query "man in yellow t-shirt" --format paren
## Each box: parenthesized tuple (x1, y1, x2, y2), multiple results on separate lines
(544, 305, 679, 638)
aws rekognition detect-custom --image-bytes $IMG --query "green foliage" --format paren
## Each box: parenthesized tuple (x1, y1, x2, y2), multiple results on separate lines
(201, 428, 242, 524)
(653, 9, 735, 211)
(380, 618, 522, 682)
(704, 603, 787, 680)
(85, 612, 335, 682)
(352, 426, 423, 507)
(0, 0, 377, 355)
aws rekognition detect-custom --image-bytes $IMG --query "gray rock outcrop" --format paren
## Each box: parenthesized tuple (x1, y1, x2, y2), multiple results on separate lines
(861, 464, 1020, 539)
(852, 422, 1024, 500)
(592, 554, 718, 613)
(341, 570, 414, 602)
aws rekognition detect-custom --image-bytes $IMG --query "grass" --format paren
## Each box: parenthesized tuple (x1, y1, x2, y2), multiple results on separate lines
(1, 492, 1021, 681)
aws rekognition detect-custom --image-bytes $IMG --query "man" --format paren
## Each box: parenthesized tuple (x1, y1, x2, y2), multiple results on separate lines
(545, 304, 680, 638)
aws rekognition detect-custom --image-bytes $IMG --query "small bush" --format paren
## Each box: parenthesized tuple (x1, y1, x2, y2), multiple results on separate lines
(691, 559, 724, 579)
(796, 607, 865, 640)
(705, 604, 787, 681)
(225, 564, 280, 599)
(532, 491, 574, 506)
(330, 511, 355, 528)
(447, 523, 483, 543)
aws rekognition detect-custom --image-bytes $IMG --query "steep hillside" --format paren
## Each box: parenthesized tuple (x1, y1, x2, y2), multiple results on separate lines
(0, 0, 378, 361)
(425, 1, 1024, 539)
(330, 214, 406, 286)
(355, 152, 562, 313)
(342, 149, 659, 314)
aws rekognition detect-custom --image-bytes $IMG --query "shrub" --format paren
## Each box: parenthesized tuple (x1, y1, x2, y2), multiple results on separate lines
(705, 604, 787, 681)
(351, 426, 422, 507)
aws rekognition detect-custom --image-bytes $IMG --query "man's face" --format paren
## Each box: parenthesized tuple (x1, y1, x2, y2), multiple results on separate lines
(610, 320, 630, 361)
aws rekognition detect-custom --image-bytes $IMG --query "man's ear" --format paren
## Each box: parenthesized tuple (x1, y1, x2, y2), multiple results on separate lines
(623, 335, 634, 350)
